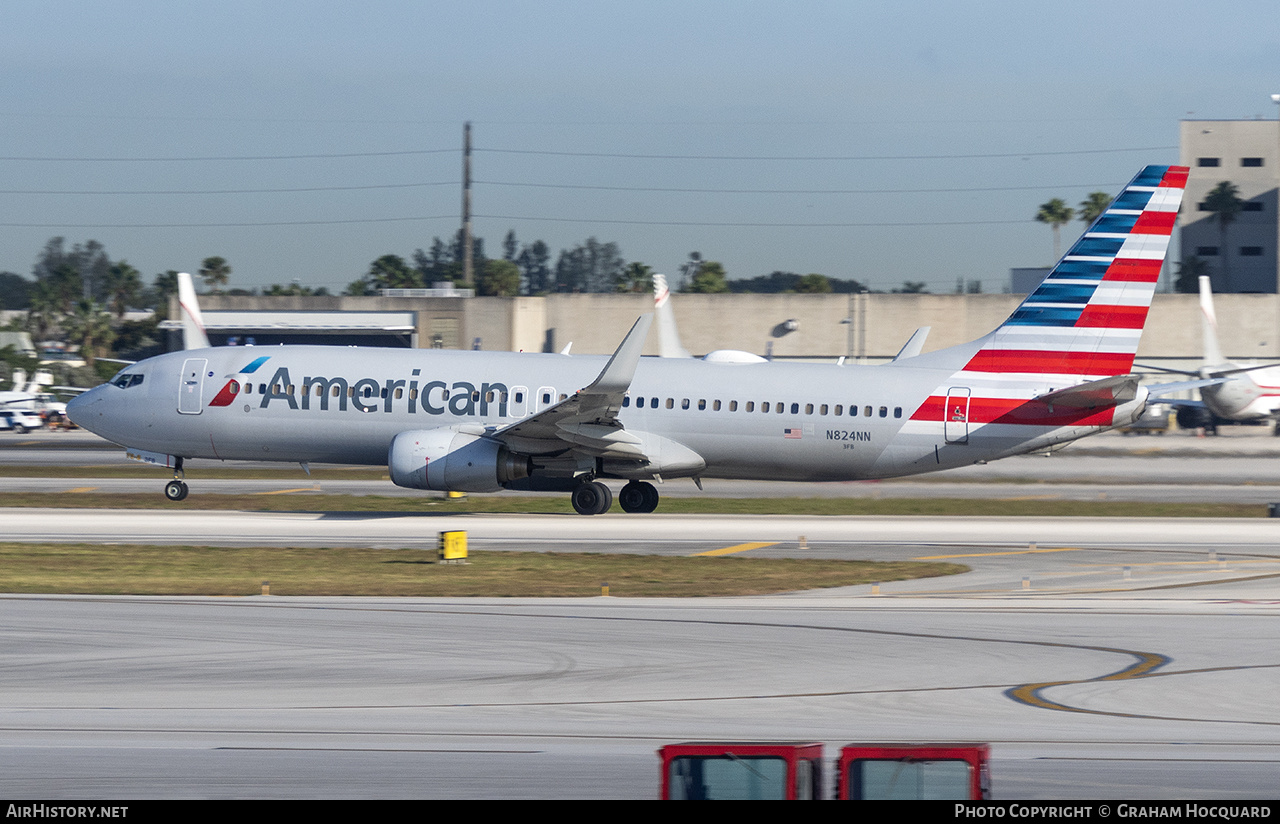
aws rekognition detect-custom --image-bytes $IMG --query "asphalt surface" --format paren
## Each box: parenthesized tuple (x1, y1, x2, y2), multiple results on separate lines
(2, 428, 1279, 799)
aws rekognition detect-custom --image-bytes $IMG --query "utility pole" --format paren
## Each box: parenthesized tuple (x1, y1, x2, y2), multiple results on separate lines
(461, 121, 473, 288)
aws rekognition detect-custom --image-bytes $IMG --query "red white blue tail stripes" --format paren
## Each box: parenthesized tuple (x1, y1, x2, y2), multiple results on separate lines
(911, 165, 1188, 429)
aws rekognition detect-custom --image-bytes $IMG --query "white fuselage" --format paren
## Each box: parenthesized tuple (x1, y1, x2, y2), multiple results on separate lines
(68, 343, 1141, 486)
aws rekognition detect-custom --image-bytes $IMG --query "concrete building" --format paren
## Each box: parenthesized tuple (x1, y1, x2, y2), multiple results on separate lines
(1180, 118, 1280, 292)
(180, 290, 1280, 369)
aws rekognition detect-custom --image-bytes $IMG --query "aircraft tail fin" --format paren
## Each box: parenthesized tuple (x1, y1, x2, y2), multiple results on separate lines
(653, 274, 692, 358)
(177, 272, 211, 350)
(966, 164, 1188, 381)
(1197, 275, 1227, 367)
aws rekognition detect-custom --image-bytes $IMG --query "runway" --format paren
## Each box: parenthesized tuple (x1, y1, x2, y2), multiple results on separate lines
(3, 431, 1280, 798)
(7, 428, 1280, 504)
(2, 594, 1277, 799)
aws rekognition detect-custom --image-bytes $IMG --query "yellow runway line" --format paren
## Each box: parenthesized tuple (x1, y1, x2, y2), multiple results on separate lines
(915, 547, 1083, 560)
(694, 541, 778, 557)
(63, 486, 98, 493)
(254, 487, 323, 495)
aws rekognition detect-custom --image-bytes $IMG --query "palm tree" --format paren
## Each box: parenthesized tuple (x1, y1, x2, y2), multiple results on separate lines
(1035, 199, 1074, 261)
(104, 260, 142, 319)
(63, 299, 115, 368)
(1203, 182, 1243, 291)
(1078, 192, 1113, 227)
(199, 256, 231, 294)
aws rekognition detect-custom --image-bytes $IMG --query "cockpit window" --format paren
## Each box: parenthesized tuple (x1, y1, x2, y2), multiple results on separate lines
(111, 373, 144, 389)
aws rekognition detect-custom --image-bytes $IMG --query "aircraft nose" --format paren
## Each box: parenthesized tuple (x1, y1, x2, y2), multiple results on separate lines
(65, 388, 101, 428)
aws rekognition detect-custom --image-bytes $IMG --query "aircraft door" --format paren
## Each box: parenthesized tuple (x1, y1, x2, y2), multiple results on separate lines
(178, 358, 208, 415)
(944, 386, 970, 445)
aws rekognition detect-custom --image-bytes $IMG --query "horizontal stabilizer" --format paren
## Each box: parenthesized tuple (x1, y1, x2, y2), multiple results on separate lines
(1034, 375, 1140, 409)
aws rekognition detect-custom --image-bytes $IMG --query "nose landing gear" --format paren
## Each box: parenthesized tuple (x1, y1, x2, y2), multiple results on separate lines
(163, 457, 189, 501)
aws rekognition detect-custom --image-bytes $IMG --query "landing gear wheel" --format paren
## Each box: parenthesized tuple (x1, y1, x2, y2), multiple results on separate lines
(571, 480, 612, 515)
(164, 480, 189, 501)
(619, 481, 659, 513)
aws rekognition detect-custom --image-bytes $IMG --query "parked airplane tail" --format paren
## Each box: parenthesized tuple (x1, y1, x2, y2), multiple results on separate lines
(652, 274, 692, 358)
(1197, 275, 1227, 367)
(177, 272, 211, 350)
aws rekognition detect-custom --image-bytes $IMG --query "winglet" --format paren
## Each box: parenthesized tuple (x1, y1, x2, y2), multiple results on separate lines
(177, 272, 211, 350)
(583, 314, 653, 395)
(892, 326, 931, 362)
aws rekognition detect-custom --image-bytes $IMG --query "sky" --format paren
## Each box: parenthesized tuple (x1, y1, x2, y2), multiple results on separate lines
(1, 0, 1277, 295)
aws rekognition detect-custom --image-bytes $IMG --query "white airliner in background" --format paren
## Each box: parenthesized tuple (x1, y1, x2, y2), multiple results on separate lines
(1151, 276, 1280, 433)
(0, 369, 66, 416)
(69, 165, 1199, 513)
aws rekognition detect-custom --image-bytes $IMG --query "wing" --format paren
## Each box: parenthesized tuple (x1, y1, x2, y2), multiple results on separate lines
(494, 314, 654, 460)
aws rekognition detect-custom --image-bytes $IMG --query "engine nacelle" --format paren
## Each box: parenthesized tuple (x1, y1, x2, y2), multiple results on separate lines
(389, 428, 531, 492)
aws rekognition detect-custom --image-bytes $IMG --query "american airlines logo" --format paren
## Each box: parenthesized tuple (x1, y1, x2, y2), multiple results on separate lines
(208, 356, 272, 407)
(210, 361, 513, 418)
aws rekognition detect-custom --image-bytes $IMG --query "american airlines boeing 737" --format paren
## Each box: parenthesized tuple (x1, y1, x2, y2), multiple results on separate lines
(69, 165, 1196, 514)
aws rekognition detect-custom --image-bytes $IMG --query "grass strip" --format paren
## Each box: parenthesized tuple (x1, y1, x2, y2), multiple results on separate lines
(0, 543, 965, 597)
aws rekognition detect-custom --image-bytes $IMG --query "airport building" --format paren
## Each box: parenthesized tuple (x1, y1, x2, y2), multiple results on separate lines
(1179, 118, 1280, 292)
(179, 289, 1280, 367)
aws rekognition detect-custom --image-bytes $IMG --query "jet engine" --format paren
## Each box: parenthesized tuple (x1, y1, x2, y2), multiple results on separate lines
(389, 428, 531, 492)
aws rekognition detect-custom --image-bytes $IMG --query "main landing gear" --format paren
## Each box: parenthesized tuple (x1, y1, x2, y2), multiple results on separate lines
(163, 457, 189, 501)
(570, 480, 660, 515)
(618, 480, 659, 513)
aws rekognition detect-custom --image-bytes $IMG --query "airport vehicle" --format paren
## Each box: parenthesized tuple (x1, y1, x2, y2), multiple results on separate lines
(68, 165, 1195, 512)
(1153, 276, 1280, 433)
(837, 743, 990, 800)
(660, 742, 824, 800)
(0, 408, 44, 433)
(658, 741, 990, 800)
